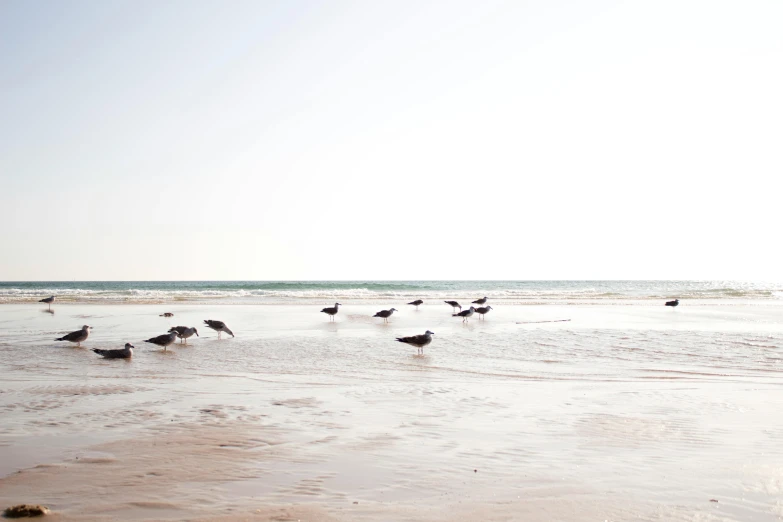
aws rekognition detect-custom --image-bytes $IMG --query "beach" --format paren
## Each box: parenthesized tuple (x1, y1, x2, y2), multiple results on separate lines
(1, 297, 783, 521)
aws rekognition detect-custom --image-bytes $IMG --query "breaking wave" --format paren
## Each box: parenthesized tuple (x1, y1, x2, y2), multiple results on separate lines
(0, 281, 780, 304)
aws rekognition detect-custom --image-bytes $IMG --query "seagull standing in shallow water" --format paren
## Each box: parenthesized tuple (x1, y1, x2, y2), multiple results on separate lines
(453, 306, 476, 323)
(444, 301, 461, 312)
(321, 303, 342, 321)
(55, 325, 91, 347)
(395, 330, 435, 354)
(39, 296, 55, 310)
(93, 343, 134, 359)
(475, 306, 493, 319)
(169, 326, 199, 344)
(373, 308, 397, 323)
(144, 331, 178, 351)
(407, 299, 423, 310)
(665, 299, 679, 307)
(204, 320, 234, 339)
(472, 297, 488, 306)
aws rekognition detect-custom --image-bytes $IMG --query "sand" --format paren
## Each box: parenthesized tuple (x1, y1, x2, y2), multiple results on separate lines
(1, 302, 782, 520)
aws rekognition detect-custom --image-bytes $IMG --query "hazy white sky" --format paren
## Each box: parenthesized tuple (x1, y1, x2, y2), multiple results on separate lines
(1, 0, 781, 281)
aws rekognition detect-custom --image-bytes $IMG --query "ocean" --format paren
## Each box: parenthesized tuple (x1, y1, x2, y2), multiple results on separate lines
(0, 280, 781, 303)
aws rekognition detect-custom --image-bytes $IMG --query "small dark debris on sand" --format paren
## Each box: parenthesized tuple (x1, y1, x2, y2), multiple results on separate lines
(710, 499, 719, 503)
(3, 504, 50, 518)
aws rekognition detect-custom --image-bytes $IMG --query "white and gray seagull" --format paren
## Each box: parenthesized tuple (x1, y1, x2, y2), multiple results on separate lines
(320, 303, 342, 321)
(444, 301, 461, 312)
(93, 343, 134, 359)
(39, 295, 56, 310)
(453, 306, 476, 323)
(475, 306, 493, 319)
(396, 330, 435, 355)
(169, 326, 199, 344)
(204, 319, 234, 339)
(55, 325, 91, 347)
(373, 308, 398, 323)
(144, 331, 178, 351)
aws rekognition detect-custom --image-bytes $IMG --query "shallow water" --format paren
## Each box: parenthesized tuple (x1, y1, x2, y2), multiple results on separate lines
(1, 302, 782, 520)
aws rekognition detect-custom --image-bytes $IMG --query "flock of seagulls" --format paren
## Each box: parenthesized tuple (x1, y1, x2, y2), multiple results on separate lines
(52, 319, 234, 358)
(43, 295, 681, 358)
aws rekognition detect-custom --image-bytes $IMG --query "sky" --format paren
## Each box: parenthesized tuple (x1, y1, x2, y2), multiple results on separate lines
(1, 0, 781, 281)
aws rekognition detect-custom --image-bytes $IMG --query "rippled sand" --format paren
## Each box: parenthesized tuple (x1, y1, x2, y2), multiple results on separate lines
(1, 302, 782, 521)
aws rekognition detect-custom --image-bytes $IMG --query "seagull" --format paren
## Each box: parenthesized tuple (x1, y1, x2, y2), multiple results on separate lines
(453, 306, 476, 322)
(169, 326, 199, 344)
(93, 343, 134, 359)
(472, 297, 488, 306)
(203, 320, 234, 339)
(407, 299, 424, 310)
(39, 296, 55, 310)
(475, 306, 493, 319)
(665, 299, 679, 307)
(144, 331, 178, 351)
(444, 301, 461, 312)
(373, 308, 398, 323)
(55, 325, 91, 347)
(321, 303, 342, 321)
(395, 330, 435, 354)
(160, 312, 174, 317)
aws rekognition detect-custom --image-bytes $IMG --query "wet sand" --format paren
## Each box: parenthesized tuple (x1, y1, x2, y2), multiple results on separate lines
(1, 302, 782, 520)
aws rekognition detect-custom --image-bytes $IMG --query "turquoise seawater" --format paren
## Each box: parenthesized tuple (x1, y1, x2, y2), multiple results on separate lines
(0, 280, 780, 303)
